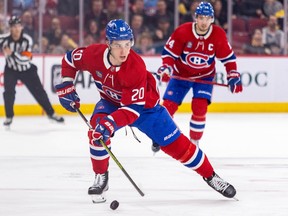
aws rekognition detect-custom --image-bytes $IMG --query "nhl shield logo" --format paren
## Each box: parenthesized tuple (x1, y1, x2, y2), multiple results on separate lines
(96, 70, 102, 78)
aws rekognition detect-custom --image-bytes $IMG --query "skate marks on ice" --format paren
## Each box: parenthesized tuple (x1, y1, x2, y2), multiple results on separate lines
(0, 156, 288, 216)
(1, 114, 288, 215)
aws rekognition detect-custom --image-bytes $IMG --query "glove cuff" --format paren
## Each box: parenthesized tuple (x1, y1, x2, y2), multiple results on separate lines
(56, 84, 76, 97)
(103, 116, 118, 136)
(227, 70, 240, 79)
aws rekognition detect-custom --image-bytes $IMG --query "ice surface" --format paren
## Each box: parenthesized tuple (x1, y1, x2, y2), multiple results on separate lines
(0, 113, 288, 216)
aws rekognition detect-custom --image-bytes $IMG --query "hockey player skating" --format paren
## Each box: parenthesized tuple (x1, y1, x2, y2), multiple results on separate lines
(55, 19, 237, 203)
(152, 2, 243, 152)
(0, 16, 64, 128)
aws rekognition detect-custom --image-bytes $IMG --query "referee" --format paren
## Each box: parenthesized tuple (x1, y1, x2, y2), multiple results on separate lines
(1, 16, 64, 127)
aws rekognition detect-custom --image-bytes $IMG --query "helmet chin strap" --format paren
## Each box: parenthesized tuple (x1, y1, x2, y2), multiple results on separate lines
(106, 40, 114, 57)
(106, 40, 115, 65)
(130, 39, 135, 47)
(107, 48, 114, 62)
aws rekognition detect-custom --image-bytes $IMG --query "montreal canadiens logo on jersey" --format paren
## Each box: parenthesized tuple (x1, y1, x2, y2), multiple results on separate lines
(102, 85, 122, 103)
(184, 52, 214, 69)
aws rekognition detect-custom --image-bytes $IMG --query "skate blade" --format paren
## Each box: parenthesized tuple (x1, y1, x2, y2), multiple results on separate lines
(152, 149, 160, 156)
(91, 194, 106, 203)
(49, 119, 65, 124)
(4, 125, 11, 131)
(232, 196, 239, 201)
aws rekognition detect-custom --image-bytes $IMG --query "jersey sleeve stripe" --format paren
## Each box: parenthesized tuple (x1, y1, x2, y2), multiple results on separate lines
(94, 81, 105, 94)
(64, 51, 76, 68)
(120, 101, 145, 106)
(118, 106, 140, 117)
(162, 47, 179, 59)
(218, 52, 236, 64)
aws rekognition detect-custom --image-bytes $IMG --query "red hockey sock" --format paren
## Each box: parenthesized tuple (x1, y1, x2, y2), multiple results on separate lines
(163, 100, 179, 116)
(161, 134, 213, 178)
(190, 115, 206, 140)
(190, 98, 208, 140)
(91, 157, 109, 174)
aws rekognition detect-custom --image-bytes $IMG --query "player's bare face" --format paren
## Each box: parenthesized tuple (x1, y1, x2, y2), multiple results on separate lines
(195, 15, 213, 34)
(10, 24, 23, 41)
(109, 40, 132, 65)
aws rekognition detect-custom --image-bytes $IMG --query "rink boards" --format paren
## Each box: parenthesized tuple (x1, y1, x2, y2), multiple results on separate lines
(0, 55, 288, 115)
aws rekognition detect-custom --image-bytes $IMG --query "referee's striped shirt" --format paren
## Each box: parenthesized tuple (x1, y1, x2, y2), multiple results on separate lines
(0, 32, 33, 72)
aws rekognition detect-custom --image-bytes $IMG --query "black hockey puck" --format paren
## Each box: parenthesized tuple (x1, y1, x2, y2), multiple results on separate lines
(110, 200, 119, 210)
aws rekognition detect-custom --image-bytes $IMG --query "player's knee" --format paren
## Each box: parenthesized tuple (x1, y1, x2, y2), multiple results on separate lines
(163, 100, 179, 115)
(160, 134, 196, 161)
(3, 90, 16, 96)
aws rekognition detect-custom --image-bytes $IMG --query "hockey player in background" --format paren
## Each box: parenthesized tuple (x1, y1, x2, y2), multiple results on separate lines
(55, 19, 236, 203)
(0, 16, 64, 128)
(152, 2, 243, 152)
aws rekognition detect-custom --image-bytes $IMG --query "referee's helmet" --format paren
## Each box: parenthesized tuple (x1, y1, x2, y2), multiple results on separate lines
(9, 16, 22, 26)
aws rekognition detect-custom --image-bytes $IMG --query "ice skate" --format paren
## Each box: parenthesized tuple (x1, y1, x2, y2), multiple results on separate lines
(203, 172, 236, 199)
(151, 142, 160, 154)
(48, 114, 64, 123)
(88, 171, 109, 203)
(3, 118, 13, 130)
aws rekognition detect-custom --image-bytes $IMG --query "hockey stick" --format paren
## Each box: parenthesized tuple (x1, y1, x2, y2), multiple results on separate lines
(151, 72, 228, 87)
(171, 75, 229, 87)
(75, 107, 145, 197)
